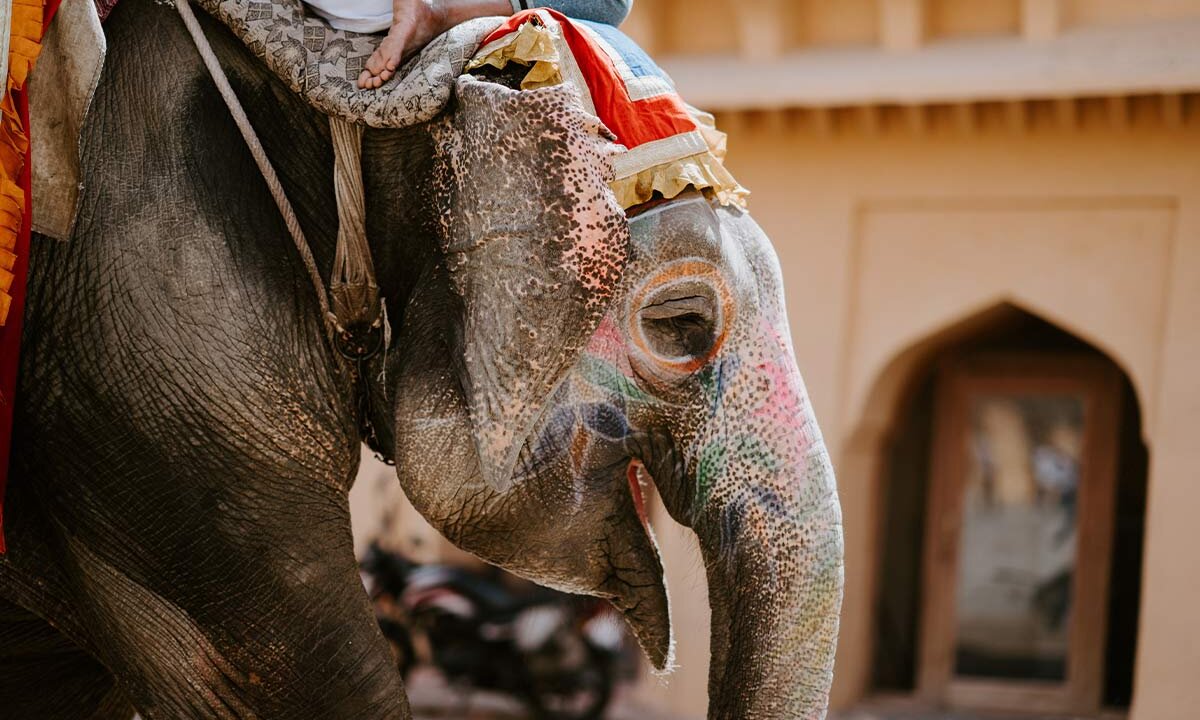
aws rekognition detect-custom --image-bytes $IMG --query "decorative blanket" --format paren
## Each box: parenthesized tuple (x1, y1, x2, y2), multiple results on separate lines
(194, 0, 501, 128)
(469, 9, 746, 209)
(0, 0, 53, 324)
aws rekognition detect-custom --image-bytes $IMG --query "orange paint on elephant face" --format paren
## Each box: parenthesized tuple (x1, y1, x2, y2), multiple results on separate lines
(627, 259, 734, 375)
(568, 422, 591, 475)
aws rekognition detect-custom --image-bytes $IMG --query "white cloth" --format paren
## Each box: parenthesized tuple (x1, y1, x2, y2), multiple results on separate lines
(29, 0, 107, 240)
(0, 1, 11, 91)
(305, 0, 393, 33)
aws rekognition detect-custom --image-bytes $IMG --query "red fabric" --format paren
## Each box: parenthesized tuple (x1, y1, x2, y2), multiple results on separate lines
(0, 0, 62, 555)
(482, 9, 697, 151)
(94, 0, 118, 22)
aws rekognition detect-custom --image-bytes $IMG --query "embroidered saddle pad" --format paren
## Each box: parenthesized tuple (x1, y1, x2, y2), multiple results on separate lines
(192, 0, 502, 129)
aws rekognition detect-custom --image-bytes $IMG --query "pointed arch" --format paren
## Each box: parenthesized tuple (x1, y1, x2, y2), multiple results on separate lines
(836, 300, 1148, 711)
(845, 298, 1151, 454)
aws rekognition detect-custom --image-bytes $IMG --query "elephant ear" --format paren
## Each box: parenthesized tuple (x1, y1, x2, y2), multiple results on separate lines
(431, 76, 630, 492)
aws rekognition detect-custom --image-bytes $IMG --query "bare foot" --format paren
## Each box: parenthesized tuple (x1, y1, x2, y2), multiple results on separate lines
(358, 0, 447, 89)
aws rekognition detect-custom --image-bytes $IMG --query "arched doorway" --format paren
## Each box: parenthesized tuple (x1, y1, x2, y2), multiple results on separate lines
(869, 304, 1147, 716)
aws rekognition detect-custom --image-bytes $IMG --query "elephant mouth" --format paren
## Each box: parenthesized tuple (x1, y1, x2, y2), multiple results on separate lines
(626, 460, 651, 531)
(497, 413, 676, 671)
(608, 456, 675, 672)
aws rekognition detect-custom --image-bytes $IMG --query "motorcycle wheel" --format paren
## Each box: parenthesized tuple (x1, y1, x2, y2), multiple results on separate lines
(524, 647, 614, 720)
(377, 617, 417, 680)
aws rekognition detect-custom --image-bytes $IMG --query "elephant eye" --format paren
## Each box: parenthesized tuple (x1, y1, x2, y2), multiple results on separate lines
(638, 296, 717, 360)
(629, 262, 732, 375)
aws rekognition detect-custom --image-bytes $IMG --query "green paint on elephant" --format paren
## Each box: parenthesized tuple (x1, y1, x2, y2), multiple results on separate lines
(694, 433, 784, 510)
(697, 364, 722, 411)
(578, 354, 651, 402)
(732, 434, 783, 474)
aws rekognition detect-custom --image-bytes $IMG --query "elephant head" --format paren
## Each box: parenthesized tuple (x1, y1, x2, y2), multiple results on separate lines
(393, 76, 843, 719)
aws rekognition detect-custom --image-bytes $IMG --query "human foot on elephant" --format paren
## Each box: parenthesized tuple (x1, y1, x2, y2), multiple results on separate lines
(358, 0, 446, 89)
(335, 0, 635, 89)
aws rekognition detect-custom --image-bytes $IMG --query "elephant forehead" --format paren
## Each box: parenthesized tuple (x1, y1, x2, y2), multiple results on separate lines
(628, 193, 723, 260)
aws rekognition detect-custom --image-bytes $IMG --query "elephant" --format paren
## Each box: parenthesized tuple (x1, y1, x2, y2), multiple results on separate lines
(0, 1, 843, 719)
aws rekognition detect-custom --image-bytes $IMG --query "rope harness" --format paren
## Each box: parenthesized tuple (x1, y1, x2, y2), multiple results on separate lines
(175, 0, 385, 362)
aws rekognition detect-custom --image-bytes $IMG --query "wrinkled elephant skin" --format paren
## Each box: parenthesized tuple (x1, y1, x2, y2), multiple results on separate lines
(0, 1, 842, 718)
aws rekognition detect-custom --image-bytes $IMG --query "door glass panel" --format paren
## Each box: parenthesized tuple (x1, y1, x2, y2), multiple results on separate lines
(953, 393, 1085, 682)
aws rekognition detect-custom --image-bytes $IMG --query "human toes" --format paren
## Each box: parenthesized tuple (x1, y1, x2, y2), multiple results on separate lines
(384, 46, 404, 72)
(365, 47, 388, 76)
(378, 34, 406, 71)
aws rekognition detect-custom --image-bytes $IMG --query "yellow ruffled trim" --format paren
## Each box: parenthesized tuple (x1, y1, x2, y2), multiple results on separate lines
(0, 0, 49, 325)
(690, 107, 728, 162)
(611, 150, 749, 210)
(466, 21, 563, 90)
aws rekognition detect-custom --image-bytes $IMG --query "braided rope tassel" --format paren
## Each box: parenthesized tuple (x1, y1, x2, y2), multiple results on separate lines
(329, 116, 381, 335)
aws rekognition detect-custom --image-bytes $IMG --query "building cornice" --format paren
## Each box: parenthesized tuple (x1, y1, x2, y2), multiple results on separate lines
(659, 19, 1200, 111)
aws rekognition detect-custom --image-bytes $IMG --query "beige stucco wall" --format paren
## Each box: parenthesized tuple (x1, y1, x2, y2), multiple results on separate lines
(628, 0, 1200, 55)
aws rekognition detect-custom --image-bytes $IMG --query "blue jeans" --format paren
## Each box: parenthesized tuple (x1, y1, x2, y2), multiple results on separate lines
(510, 0, 633, 27)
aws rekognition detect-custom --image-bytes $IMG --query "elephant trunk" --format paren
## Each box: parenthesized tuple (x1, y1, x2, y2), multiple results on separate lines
(664, 327, 843, 719)
(699, 448, 842, 719)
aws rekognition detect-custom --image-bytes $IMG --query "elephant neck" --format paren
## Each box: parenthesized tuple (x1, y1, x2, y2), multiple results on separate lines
(192, 3, 439, 323)
(188, 3, 442, 457)
(360, 123, 443, 321)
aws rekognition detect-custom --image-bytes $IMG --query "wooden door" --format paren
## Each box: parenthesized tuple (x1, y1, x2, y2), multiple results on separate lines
(917, 354, 1120, 714)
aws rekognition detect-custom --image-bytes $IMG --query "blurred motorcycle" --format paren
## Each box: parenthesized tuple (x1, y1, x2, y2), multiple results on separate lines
(360, 543, 621, 720)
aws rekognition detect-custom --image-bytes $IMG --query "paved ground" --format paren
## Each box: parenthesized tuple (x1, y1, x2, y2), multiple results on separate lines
(407, 670, 681, 720)
(408, 671, 1115, 720)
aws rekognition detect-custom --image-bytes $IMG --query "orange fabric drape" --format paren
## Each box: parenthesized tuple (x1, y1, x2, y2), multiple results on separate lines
(0, 0, 51, 325)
